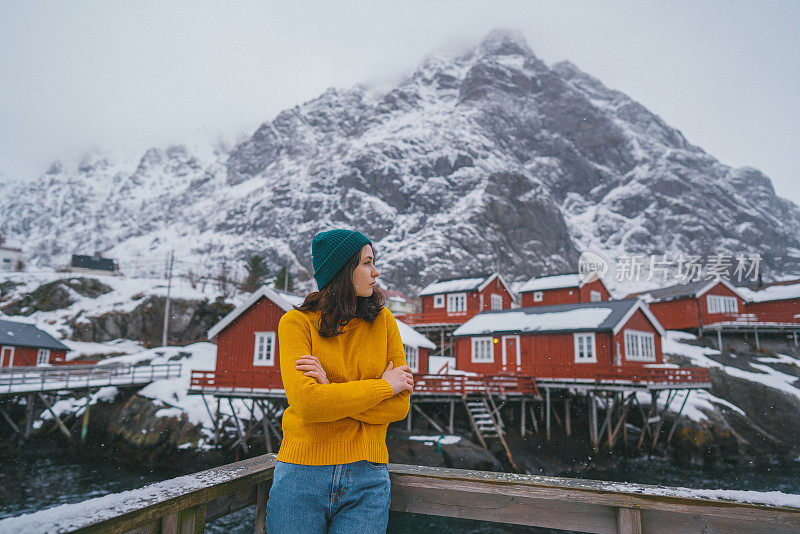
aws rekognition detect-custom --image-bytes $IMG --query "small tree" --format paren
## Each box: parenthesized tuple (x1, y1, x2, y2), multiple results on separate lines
(242, 255, 269, 293)
(274, 265, 294, 292)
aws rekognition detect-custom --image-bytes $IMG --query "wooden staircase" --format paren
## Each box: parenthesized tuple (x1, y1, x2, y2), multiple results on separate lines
(463, 393, 518, 471)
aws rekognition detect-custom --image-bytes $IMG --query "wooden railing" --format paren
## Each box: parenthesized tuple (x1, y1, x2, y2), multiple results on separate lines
(0, 363, 182, 394)
(2, 454, 799, 533)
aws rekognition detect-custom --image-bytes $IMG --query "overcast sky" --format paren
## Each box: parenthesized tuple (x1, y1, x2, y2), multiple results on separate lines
(1, 1, 798, 204)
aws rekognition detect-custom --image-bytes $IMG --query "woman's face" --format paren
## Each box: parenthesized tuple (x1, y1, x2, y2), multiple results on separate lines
(352, 244, 380, 297)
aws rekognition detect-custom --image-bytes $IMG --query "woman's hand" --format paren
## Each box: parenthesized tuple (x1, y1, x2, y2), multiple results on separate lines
(296, 355, 328, 384)
(381, 361, 414, 395)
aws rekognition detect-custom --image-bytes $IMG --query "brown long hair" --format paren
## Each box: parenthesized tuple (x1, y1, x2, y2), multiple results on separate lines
(296, 246, 385, 337)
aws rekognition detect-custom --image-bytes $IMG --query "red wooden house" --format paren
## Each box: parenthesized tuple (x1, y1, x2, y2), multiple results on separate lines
(517, 273, 612, 308)
(195, 286, 435, 394)
(0, 318, 70, 367)
(397, 273, 517, 328)
(741, 281, 800, 326)
(451, 299, 684, 383)
(626, 279, 746, 332)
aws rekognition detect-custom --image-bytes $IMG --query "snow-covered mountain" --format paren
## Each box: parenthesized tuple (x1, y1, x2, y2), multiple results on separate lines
(2, 29, 799, 293)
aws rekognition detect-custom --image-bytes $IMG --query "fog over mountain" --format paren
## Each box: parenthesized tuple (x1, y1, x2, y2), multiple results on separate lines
(2, 30, 799, 292)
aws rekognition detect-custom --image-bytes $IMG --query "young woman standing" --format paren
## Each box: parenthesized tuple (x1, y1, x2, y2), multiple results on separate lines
(266, 229, 414, 533)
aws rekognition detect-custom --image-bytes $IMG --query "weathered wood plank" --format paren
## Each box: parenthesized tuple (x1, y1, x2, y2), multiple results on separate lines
(254, 482, 268, 534)
(159, 512, 178, 534)
(616, 507, 640, 534)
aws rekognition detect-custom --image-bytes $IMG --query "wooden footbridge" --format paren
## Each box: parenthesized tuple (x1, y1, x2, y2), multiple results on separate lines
(0, 363, 181, 443)
(1, 454, 798, 533)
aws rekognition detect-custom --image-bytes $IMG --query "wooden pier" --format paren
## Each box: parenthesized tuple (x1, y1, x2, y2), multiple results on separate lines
(1, 454, 798, 533)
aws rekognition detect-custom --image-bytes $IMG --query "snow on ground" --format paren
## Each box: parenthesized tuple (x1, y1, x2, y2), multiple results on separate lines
(98, 342, 220, 430)
(61, 339, 147, 360)
(408, 434, 461, 445)
(0, 270, 243, 343)
(658, 330, 800, 421)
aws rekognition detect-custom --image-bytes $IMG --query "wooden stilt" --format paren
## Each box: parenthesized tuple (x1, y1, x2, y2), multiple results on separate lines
(528, 404, 539, 434)
(226, 398, 249, 454)
(564, 398, 571, 437)
(667, 391, 691, 444)
(413, 404, 444, 433)
(550, 399, 563, 428)
(636, 392, 658, 450)
(545, 388, 551, 441)
(37, 393, 73, 441)
(448, 400, 455, 434)
(608, 394, 635, 450)
(24, 393, 35, 438)
(0, 405, 21, 436)
(80, 394, 91, 444)
(201, 394, 220, 446)
(650, 390, 677, 450)
(598, 395, 614, 445)
(256, 401, 272, 454)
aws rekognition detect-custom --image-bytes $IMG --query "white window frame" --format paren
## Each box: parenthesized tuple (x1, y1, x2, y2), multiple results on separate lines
(573, 333, 597, 363)
(447, 292, 467, 313)
(471, 336, 494, 363)
(36, 349, 50, 366)
(533, 291, 543, 302)
(624, 329, 656, 362)
(404, 345, 419, 373)
(433, 294, 445, 308)
(253, 331, 276, 366)
(491, 293, 503, 310)
(0, 346, 14, 367)
(590, 290, 602, 302)
(707, 295, 738, 314)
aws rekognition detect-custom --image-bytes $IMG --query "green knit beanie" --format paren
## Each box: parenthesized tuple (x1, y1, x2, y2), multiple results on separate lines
(312, 229, 372, 290)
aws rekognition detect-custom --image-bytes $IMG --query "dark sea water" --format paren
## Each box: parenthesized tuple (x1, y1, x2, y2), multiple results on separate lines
(2, 452, 799, 533)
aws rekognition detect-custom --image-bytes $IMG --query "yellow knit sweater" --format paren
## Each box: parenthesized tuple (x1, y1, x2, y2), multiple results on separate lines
(276, 306, 411, 465)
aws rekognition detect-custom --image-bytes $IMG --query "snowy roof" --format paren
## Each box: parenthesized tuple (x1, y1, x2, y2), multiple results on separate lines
(396, 319, 436, 350)
(627, 279, 743, 303)
(418, 272, 517, 300)
(517, 273, 582, 292)
(453, 299, 664, 337)
(207, 285, 303, 339)
(419, 276, 486, 296)
(739, 282, 800, 303)
(0, 318, 70, 351)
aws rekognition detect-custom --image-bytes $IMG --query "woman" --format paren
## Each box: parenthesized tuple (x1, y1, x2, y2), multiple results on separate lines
(266, 229, 414, 533)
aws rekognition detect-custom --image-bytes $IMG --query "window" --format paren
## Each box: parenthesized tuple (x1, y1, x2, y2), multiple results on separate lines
(573, 333, 597, 363)
(36, 349, 50, 365)
(590, 290, 602, 302)
(624, 330, 656, 362)
(404, 345, 419, 372)
(253, 332, 276, 366)
(433, 294, 445, 308)
(471, 337, 494, 363)
(707, 295, 738, 314)
(533, 291, 543, 302)
(447, 292, 467, 313)
(491, 293, 503, 310)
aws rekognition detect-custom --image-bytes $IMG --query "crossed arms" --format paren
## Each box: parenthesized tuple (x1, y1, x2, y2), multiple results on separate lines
(277, 312, 413, 425)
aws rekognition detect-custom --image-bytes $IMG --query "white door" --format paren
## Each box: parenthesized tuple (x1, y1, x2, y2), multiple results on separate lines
(1, 346, 13, 368)
(501, 336, 521, 371)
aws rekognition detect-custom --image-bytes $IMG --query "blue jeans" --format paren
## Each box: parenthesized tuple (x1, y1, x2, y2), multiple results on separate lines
(266, 460, 391, 533)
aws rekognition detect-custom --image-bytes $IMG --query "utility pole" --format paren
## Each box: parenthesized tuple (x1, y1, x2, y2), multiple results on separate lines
(161, 250, 174, 347)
